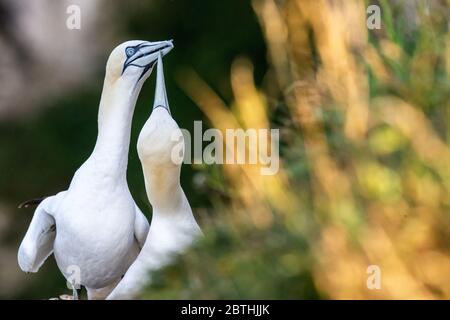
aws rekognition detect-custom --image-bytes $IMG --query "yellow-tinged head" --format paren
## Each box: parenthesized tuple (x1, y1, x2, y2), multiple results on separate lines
(105, 40, 173, 85)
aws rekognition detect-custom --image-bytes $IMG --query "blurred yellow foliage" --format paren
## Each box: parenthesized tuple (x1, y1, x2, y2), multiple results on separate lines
(177, 0, 450, 299)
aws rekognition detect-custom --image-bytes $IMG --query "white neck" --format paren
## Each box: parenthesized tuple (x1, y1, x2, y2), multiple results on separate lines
(90, 77, 142, 180)
(143, 164, 188, 216)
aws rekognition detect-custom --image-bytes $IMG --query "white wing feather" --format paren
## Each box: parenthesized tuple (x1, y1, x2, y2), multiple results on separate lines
(18, 193, 64, 273)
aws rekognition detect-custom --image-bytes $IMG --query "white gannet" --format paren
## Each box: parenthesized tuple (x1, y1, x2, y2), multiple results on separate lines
(107, 53, 203, 299)
(18, 40, 173, 300)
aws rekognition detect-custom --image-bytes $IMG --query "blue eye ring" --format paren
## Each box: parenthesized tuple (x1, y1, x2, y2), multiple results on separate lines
(125, 47, 136, 57)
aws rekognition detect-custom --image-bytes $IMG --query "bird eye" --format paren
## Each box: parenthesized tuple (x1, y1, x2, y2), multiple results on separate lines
(125, 47, 136, 57)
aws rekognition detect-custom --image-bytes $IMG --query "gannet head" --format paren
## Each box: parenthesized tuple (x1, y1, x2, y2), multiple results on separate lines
(105, 40, 173, 86)
(137, 53, 183, 167)
(138, 107, 182, 168)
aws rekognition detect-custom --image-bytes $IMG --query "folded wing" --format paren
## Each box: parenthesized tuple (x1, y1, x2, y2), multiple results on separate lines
(18, 195, 60, 273)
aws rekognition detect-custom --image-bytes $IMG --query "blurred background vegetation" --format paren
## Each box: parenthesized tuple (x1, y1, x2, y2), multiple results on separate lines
(0, 0, 449, 299)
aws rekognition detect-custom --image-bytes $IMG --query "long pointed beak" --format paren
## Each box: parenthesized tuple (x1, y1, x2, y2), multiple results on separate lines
(138, 40, 173, 61)
(153, 52, 170, 114)
(122, 40, 174, 75)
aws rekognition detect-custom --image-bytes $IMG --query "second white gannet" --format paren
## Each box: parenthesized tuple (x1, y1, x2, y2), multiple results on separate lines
(107, 53, 202, 299)
(18, 40, 173, 299)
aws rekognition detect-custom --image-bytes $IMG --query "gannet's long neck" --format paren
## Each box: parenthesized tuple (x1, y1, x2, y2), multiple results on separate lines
(91, 76, 142, 179)
(144, 53, 185, 214)
(143, 164, 187, 215)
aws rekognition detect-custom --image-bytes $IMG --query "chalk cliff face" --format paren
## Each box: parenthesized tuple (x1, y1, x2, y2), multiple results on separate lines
(0, 0, 117, 119)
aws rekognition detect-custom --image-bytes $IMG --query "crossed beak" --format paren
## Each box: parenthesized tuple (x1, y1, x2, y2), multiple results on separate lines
(152, 52, 170, 114)
(122, 40, 174, 81)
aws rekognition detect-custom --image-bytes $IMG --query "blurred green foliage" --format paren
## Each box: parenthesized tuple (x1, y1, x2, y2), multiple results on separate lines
(140, 0, 450, 299)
